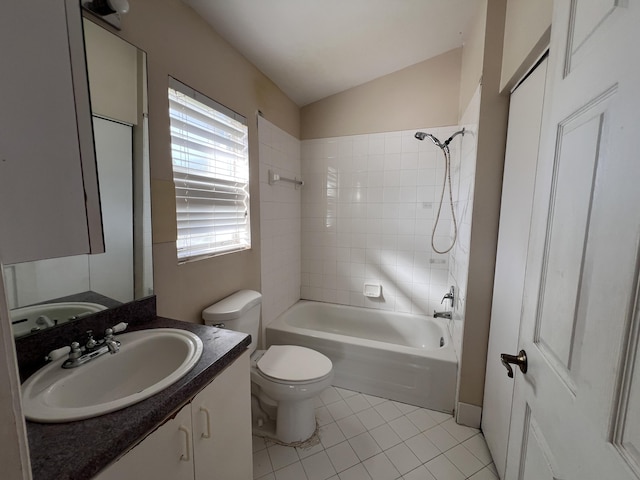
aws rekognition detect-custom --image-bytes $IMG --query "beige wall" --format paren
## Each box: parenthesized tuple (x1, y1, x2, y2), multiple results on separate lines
(455, 0, 550, 409)
(84, 19, 138, 125)
(108, 0, 299, 322)
(458, 0, 487, 119)
(456, 0, 510, 409)
(500, 0, 552, 91)
(300, 48, 462, 139)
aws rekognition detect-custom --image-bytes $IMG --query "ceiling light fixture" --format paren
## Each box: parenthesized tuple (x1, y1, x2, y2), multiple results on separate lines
(81, 0, 129, 30)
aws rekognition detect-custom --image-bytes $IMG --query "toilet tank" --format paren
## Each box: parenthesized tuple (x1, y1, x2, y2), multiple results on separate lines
(202, 290, 261, 354)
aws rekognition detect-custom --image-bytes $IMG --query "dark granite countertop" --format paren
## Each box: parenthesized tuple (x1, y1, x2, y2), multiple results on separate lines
(29, 290, 123, 309)
(16, 297, 251, 480)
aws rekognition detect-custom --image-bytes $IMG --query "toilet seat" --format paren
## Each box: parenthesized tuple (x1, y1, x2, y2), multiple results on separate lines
(256, 345, 332, 383)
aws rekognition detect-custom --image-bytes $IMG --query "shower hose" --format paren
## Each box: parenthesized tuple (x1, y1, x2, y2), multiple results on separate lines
(432, 145, 458, 254)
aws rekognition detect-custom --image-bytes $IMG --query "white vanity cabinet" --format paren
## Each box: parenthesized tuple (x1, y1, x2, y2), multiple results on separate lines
(94, 402, 195, 480)
(191, 351, 253, 480)
(0, 0, 103, 265)
(94, 351, 253, 480)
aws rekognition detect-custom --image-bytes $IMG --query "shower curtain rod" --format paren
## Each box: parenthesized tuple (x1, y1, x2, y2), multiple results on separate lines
(268, 169, 304, 188)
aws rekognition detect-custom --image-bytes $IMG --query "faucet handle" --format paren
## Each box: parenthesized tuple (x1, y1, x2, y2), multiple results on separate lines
(103, 328, 121, 354)
(85, 330, 97, 349)
(111, 322, 128, 334)
(45, 345, 71, 362)
(441, 286, 455, 306)
(104, 321, 128, 339)
(69, 342, 83, 360)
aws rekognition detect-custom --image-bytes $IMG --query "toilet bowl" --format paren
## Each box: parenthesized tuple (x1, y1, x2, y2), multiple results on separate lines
(251, 346, 333, 442)
(203, 290, 333, 443)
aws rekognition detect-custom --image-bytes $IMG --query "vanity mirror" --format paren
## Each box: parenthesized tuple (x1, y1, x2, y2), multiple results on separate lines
(4, 19, 152, 338)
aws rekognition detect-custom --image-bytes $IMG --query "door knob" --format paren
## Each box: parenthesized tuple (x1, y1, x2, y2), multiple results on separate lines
(500, 350, 527, 378)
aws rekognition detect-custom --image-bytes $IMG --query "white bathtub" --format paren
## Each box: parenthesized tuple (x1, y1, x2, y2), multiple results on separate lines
(266, 301, 457, 412)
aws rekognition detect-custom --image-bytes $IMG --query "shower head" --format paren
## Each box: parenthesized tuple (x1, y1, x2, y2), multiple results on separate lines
(414, 131, 444, 148)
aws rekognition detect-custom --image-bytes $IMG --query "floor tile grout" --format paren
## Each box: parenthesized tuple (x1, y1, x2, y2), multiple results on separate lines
(253, 386, 497, 480)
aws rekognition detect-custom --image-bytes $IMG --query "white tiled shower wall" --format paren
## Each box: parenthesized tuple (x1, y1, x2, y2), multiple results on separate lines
(448, 85, 481, 361)
(300, 127, 462, 315)
(258, 117, 302, 338)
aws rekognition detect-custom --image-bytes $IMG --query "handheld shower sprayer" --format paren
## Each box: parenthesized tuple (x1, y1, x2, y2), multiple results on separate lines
(414, 131, 444, 149)
(414, 127, 466, 255)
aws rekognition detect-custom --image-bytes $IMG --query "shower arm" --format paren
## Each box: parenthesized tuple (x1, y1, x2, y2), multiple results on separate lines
(443, 128, 465, 147)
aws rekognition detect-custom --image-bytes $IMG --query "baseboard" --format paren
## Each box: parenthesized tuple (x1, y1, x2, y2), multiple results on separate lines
(456, 401, 482, 428)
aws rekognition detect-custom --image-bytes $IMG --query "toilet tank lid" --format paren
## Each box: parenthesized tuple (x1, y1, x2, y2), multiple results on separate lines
(202, 290, 262, 322)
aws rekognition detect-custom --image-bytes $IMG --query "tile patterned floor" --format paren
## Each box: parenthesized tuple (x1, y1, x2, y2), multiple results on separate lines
(252, 387, 497, 480)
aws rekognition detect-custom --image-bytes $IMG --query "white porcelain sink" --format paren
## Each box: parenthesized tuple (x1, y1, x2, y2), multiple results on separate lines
(11, 302, 108, 338)
(22, 328, 204, 423)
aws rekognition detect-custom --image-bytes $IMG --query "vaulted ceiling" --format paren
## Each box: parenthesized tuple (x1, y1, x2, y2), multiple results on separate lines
(183, 0, 480, 106)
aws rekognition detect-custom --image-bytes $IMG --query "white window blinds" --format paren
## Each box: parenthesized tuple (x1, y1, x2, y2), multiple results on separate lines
(168, 77, 250, 262)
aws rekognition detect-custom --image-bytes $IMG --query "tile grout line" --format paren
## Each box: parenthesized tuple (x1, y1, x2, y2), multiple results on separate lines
(253, 386, 496, 480)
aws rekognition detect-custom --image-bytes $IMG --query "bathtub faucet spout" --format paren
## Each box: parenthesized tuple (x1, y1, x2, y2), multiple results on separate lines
(433, 310, 452, 320)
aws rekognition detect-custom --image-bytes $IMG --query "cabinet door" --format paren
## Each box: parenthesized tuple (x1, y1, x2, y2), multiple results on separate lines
(94, 404, 194, 480)
(192, 351, 252, 480)
(0, 0, 103, 264)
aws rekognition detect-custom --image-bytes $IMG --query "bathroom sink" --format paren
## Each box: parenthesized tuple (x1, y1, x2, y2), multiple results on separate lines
(11, 302, 108, 338)
(22, 328, 204, 423)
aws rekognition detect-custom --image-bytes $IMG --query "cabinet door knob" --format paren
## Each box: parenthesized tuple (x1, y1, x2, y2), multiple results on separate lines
(200, 406, 212, 439)
(178, 425, 191, 462)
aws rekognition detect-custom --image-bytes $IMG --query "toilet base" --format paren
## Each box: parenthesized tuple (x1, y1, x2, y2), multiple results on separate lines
(276, 398, 316, 443)
(251, 391, 320, 444)
(251, 416, 320, 447)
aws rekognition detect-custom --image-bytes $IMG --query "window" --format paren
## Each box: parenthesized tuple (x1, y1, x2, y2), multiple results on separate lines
(168, 78, 250, 262)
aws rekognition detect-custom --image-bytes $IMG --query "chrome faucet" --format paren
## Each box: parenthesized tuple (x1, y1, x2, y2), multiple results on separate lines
(433, 310, 452, 320)
(59, 323, 128, 369)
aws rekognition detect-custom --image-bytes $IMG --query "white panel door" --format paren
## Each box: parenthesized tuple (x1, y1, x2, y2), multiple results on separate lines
(505, 1, 640, 479)
(482, 57, 547, 479)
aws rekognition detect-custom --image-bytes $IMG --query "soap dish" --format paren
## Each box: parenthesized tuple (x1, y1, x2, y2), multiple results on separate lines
(363, 283, 382, 298)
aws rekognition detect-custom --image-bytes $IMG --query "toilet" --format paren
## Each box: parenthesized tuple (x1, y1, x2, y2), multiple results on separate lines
(202, 290, 333, 444)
